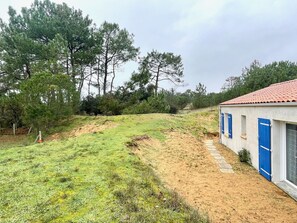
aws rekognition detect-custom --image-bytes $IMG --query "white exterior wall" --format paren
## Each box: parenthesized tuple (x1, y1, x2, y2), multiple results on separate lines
(219, 104, 297, 184)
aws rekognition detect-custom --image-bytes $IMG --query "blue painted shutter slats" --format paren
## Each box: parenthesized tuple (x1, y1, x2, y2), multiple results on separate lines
(258, 118, 271, 181)
(221, 113, 224, 134)
(228, 114, 232, 138)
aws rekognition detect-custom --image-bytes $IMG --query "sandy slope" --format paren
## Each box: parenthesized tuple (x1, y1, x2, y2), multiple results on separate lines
(132, 131, 297, 223)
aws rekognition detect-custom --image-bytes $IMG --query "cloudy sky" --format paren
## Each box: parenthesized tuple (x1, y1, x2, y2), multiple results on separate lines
(1, 0, 297, 93)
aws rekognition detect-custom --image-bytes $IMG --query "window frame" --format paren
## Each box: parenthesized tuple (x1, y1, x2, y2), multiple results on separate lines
(241, 115, 247, 139)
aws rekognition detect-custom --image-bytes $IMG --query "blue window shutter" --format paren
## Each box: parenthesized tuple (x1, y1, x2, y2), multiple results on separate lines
(228, 114, 232, 138)
(221, 113, 224, 134)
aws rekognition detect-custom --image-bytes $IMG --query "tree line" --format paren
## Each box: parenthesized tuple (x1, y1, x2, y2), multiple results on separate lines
(1, 0, 297, 132)
(79, 59, 297, 117)
(192, 60, 297, 109)
(0, 0, 185, 131)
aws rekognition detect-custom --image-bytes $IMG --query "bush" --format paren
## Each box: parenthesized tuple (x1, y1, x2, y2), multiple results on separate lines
(98, 95, 123, 115)
(123, 100, 152, 114)
(168, 105, 178, 114)
(163, 90, 191, 112)
(192, 95, 208, 109)
(238, 148, 251, 165)
(20, 73, 78, 131)
(0, 94, 23, 128)
(80, 95, 100, 115)
(123, 95, 170, 114)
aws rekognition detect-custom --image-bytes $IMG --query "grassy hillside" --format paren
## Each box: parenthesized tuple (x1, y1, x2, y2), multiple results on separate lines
(0, 109, 218, 222)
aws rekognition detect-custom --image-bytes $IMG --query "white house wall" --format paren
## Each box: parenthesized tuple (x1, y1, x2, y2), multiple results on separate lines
(219, 105, 297, 183)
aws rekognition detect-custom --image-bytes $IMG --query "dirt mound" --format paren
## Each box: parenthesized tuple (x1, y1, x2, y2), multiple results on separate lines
(203, 131, 219, 138)
(126, 135, 150, 148)
(47, 121, 117, 141)
(70, 122, 116, 136)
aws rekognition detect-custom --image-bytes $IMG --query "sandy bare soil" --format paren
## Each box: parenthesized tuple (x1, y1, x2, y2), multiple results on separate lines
(47, 121, 117, 140)
(131, 131, 297, 223)
(0, 135, 28, 144)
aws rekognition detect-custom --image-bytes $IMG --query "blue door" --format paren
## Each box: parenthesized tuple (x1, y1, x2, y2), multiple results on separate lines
(258, 118, 271, 181)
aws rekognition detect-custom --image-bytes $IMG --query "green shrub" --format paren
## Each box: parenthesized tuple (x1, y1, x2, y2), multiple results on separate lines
(0, 94, 23, 128)
(80, 95, 100, 115)
(238, 148, 251, 165)
(98, 94, 123, 115)
(20, 72, 78, 131)
(123, 95, 170, 114)
(192, 95, 208, 109)
(163, 90, 191, 111)
(169, 105, 178, 114)
(123, 100, 152, 114)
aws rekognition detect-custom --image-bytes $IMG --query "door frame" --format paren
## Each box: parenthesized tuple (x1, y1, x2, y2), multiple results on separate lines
(284, 122, 297, 189)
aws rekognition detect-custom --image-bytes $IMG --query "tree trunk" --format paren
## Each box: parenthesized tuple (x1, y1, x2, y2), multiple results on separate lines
(97, 58, 101, 96)
(103, 45, 109, 95)
(66, 55, 69, 75)
(155, 66, 160, 96)
(97, 75, 101, 96)
(78, 74, 84, 97)
(110, 62, 116, 93)
(26, 63, 31, 79)
(88, 65, 92, 96)
(71, 51, 75, 81)
(103, 52, 108, 95)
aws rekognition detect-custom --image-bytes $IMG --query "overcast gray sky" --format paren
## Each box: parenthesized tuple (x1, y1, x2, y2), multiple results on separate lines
(1, 0, 297, 93)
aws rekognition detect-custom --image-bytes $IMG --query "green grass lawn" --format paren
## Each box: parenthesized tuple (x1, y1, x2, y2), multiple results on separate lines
(0, 109, 217, 222)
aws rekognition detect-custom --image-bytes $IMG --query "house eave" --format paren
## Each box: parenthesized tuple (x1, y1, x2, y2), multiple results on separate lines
(219, 102, 297, 108)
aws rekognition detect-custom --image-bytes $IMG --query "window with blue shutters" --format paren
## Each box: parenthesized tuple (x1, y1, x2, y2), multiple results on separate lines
(221, 113, 224, 134)
(228, 113, 232, 138)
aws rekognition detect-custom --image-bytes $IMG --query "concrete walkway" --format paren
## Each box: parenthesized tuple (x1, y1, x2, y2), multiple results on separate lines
(204, 140, 234, 173)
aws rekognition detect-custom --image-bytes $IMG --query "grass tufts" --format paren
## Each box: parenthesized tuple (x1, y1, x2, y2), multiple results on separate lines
(0, 110, 216, 222)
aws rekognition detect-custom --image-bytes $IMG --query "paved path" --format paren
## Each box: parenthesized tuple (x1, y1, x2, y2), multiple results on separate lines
(204, 140, 234, 173)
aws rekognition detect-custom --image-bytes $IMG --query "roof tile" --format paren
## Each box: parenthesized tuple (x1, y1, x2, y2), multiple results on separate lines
(220, 79, 297, 105)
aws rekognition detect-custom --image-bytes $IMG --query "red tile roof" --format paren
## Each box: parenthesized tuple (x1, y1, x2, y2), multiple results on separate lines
(220, 79, 297, 105)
